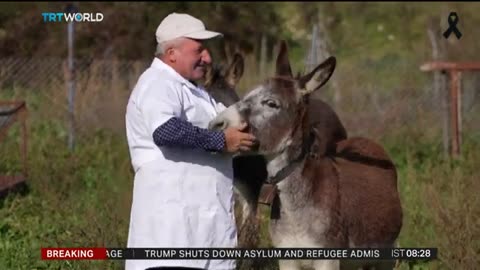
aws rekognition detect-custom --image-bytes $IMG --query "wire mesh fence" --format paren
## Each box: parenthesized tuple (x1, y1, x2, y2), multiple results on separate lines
(0, 53, 478, 154)
(0, 57, 150, 141)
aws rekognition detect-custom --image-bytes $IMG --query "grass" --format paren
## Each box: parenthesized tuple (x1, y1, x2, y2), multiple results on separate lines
(389, 136, 480, 270)
(0, 130, 132, 270)
(1, 87, 132, 270)
(1, 83, 479, 270)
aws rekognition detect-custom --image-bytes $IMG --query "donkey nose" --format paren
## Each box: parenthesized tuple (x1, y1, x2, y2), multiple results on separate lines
(208, 119, 227, 131)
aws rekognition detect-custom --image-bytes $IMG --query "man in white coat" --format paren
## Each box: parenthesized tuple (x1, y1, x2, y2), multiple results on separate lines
(124, 13, 256, 270)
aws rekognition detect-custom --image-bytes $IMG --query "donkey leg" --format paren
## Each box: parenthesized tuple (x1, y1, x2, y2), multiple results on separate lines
(233, 181, 260, 250)
(235, 189, 251, 229)
(233, 177, 259, 232)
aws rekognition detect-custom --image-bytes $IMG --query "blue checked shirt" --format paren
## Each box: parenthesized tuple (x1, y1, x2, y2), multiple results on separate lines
(153, 117, 226, 152)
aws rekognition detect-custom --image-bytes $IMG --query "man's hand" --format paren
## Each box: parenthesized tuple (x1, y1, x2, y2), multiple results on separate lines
(223, 123, 257, 153)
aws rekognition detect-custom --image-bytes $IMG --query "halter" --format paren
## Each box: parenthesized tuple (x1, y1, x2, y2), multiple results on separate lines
(267, 128, 316, 184)
(257, 128, 316, 221)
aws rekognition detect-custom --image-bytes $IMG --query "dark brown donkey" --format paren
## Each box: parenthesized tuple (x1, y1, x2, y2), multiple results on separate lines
(208, 42, 403, 270)
(203, 54, 267, 248)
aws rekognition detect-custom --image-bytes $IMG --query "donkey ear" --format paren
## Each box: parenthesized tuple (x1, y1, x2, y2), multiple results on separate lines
(275, 40, 293, 77)
(297, 56, 336, 96)
(204, 64, 215, 87)
(225, 53, 244, 87)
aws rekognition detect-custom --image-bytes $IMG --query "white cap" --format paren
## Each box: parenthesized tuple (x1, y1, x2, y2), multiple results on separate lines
(155, 13, 222, 44)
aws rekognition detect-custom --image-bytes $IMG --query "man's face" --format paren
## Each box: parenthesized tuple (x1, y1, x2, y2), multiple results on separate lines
(172, 38, 212, 81)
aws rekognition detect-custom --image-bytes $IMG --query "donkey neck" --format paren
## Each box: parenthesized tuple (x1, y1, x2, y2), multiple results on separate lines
(266, 128, 315, 184)
(265, 132, 317, 211)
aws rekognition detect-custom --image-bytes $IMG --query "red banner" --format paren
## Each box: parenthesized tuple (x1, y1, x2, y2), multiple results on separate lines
(41, 248, 107, 260)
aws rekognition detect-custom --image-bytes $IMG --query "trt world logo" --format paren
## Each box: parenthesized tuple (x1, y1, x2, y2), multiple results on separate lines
(42, 12, 104, 23)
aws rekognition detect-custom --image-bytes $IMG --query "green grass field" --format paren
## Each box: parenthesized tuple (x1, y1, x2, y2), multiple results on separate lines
(0, 87, 479, 270)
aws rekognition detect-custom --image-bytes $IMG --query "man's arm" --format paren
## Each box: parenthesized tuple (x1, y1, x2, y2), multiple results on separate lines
(153, 117, 225, 152)
(140, 81, 255, 153)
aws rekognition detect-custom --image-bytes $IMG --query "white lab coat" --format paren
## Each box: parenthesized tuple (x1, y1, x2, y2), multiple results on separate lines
(124, 58, 237, 270)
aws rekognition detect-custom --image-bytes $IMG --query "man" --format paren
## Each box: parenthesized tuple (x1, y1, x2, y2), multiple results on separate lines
(124, 13, 256, 270)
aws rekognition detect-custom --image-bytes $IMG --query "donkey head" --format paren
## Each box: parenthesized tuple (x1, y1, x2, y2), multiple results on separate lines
(209, 41, 336, 159)
(204, 53, 244, 107)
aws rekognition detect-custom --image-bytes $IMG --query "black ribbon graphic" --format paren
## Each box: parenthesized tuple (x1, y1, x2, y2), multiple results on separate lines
(443, 12, 462, 39)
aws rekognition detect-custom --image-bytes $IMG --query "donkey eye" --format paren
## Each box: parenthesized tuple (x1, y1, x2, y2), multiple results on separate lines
(262, 99, 280, 109)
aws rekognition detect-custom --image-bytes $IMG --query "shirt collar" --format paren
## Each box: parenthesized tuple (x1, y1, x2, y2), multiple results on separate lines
(151, 57, 197, 90)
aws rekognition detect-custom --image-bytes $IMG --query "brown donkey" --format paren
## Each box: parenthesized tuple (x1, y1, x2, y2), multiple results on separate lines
(204, 54, 267, 249)
(208, 42, 403, 270)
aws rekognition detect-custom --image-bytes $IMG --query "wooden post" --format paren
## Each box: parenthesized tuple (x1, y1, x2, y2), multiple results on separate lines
(449, 70, 460, 157)
(457, 72, 462, 149)
(420, 61, 480, 158)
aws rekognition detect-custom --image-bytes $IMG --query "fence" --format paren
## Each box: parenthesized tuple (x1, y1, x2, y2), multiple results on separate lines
(302, 21, 479, 158)
(0, 57, 149, 140)
(0, 54, 478, 155)
(0, 54, 275, 142)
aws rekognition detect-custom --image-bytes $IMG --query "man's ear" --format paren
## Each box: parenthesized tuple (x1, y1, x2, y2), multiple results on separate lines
(166, 47, 177, 63)
(225, 53, 244, 87)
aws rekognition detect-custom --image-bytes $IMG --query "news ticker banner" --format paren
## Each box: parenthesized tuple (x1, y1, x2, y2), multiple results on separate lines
(41, 248, 437, 261)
